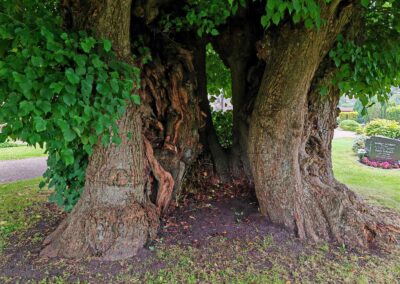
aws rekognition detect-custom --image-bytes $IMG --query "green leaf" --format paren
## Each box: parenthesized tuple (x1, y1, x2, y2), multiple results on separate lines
(272, 13, 281, 25)
(96, 83, 111, 96)
(83, 144, 93, 155)
(34, 117, 47, 132)
(80, 37, 96, 53)
(133, 94, 141, 105)
(62, 126, 77, 142)
(360, 0, 369, 8)
(37, 101, 51, 113)
(31, 56, 44, 67)
(210, 29, 219, 36)
(62, 93, 76, 106)
(65, 68, 80, 85)
(103, 39, 112, 52)
(319, 86, 328, 96)
(19, 101, 34, 116)
(110, 78, 119, 93)
(81, 79, 93, 97)
(61, 148, 74, 165)
(50, 82, 64, 94)
(261, 15, 269, 28)
(92, 56, 103, 69)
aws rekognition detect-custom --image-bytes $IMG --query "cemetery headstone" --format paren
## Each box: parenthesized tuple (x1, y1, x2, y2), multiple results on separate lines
(365, 136, 400, 162)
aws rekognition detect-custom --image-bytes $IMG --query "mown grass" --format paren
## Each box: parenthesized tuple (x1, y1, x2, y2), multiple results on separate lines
(0, 145, 46, 160)
(0, 178, 50, 252)
(332, 137, 400, 211)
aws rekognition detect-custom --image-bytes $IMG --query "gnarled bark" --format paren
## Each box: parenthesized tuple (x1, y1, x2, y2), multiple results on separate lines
(248, 2, 400, 248)
(299, 73, 400, 248)
(140, 41, 203, 200)
(41, 0, 202, 260)
(41, 108, 159, 260)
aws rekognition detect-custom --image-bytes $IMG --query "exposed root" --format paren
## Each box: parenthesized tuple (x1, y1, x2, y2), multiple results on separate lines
(144, 137, 175, 213)
(40, 199, 159, 260)
(295, 176, 400, 250)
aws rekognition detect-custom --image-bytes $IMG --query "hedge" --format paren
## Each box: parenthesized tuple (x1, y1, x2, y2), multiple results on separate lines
(339, 111, 358, 121)
(339, 120, 362, 132)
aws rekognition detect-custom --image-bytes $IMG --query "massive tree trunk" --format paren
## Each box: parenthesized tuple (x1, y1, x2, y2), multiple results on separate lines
(248, 2, 400, 247)
(41, 0, 202, 260)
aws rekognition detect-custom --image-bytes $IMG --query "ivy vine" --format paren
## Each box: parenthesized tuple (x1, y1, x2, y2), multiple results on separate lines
(0, 0, 141, 210)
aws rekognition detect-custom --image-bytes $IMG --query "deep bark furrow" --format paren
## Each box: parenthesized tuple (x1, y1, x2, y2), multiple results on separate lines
(144, 137, 174, 213)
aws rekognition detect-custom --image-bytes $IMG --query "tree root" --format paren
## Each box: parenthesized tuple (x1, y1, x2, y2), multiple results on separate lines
(295, 177, 400, 250)
(144, 137, 175, 213)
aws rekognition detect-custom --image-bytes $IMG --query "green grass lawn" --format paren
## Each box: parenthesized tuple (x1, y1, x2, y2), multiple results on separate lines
(332, 137, 400, 211)
(0, 178, 50, 252)
(0, 145, 46, 160)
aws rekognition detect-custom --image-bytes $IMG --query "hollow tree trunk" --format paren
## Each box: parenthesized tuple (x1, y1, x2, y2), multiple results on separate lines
(248, 2, 400, 248)
(41, 0, 202, 260)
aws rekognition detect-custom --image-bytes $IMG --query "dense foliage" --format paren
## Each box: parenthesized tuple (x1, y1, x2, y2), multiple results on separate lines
(330, 0, 400, 109)
(364, 119, 400, 139)
(212, 110, 233, 148)
(206, 44, 231, 101)
(0, 0, 140, 210)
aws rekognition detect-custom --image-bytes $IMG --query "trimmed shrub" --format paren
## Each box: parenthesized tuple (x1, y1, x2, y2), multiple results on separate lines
(339, 111, 358, 121)
(386, 106, 400, 122)
(339, 120, 361, 132)
(364, 119, 400, 139)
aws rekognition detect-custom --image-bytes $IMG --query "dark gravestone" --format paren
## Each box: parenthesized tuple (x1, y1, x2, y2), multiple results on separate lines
(365, 136, 400, 162)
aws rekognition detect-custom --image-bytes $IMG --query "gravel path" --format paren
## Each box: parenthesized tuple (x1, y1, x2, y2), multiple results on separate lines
(0, 157, 47, 184)
(334, 129, 357, 139)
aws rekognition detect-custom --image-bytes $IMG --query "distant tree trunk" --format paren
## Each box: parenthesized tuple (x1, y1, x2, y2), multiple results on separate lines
(41, 0, 202, 260)
(212, 16, 262, 181)
(247, 2, 400, 247)
(193, 40, 231, 182)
